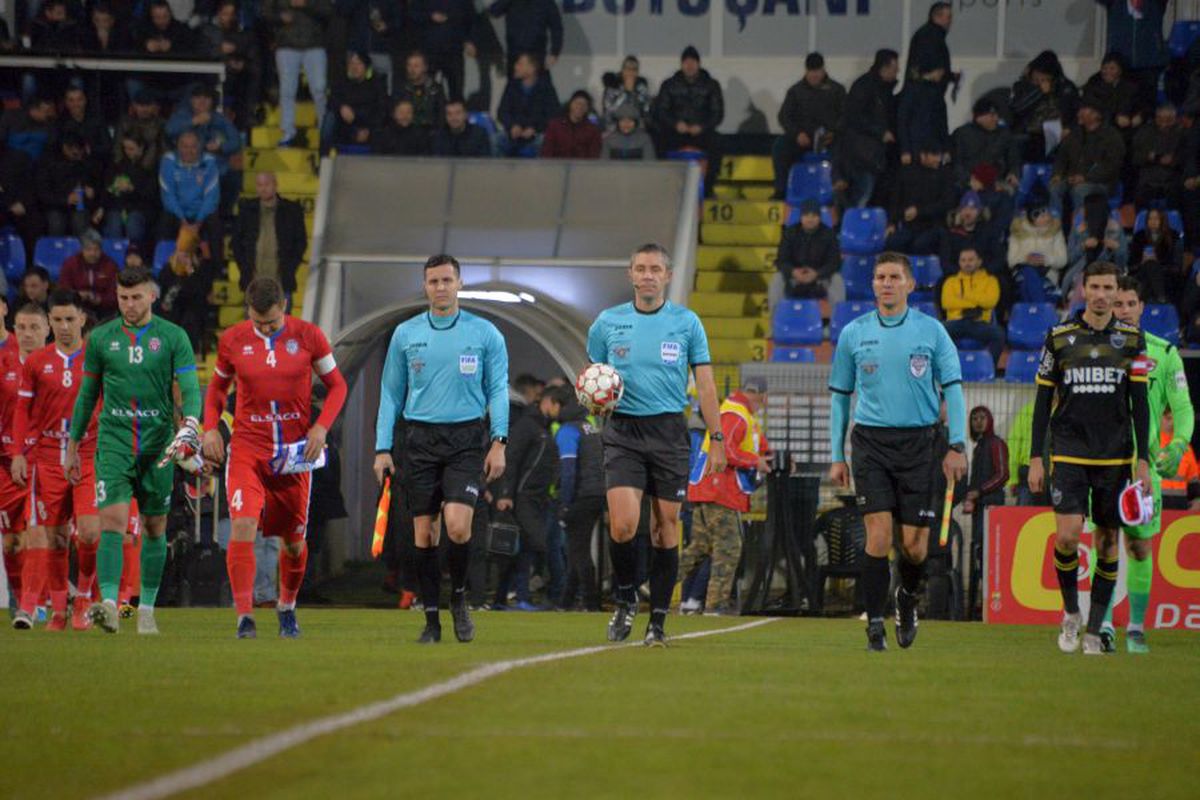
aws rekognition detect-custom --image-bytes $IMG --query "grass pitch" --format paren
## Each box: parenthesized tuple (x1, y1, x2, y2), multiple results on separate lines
(1, 610, 1198, 800)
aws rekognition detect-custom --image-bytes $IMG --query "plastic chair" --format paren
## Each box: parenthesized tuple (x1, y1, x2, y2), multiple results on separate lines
(1143, 304, 1182, 345)
(771, 299, 823, 345)
(32, 237, 81, 281)
(1168, 20, 1200, 58)
(1007, 302, 1059, 350)
(102, 238, 129, 267)
(785, 160, 834, 205)
(1004, 351, 1040, 383)
(771, 345, 816, 363)
(830, 301, 873, 343)
(910, 255, 942, 302)
(152, 240, 175, 277)
(1016, 163, 1053, 207)
(912, 301, 937, 318)
(838, 207, 888, 255)
(958, 349, 995, 382)
(0, 231, 26, 284)
(840, 255, 874, 300)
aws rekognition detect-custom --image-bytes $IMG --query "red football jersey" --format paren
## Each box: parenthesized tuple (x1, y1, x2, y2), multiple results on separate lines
(214, 317, 336, 458)
(0, 349, 23, 465)
(18, 343, 98, 462)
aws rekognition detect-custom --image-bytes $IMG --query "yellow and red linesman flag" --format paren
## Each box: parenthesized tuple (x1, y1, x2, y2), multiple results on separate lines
(938, 484, 955, 547)
(371, 474, 391, 559)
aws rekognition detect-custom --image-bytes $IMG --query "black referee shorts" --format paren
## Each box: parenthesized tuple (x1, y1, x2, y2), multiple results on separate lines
(1050, 461, 1127, 530)
(402, 419, 487, 517)
(602, 412, 690, 501)
(850, 425, 938, 527)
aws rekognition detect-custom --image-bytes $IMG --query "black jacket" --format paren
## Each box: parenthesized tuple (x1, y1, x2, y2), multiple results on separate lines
(1131, 122, 1185, 190)
(0, 148, 34, 216)
(103, 156, 158, 216)
(653, 68, 724, 133)
(775, 222, 840, 282)
(906, 20, 951, 84)
(55, 112, 113, 161)
(489, 0, 562, 59)
(329, 73, 389, 138)
(36, 153, 103, 213)
(231, 197, 308, 294)
(394, 76, 447, 130)
(890, 163, 955, 230)
(1052, 123, 1125, 189)
(432, 123, 492, 156)
(79, 22, 135, 54)
(777, 76, 846, 140)
(555, 401, 604, 505)
(498, 74, 559, 133)
(372, 121, 432, 155)
(1080, 73, 1141, 123)
(838, 68, 896, 174)
(897, 78, 948, 157)
(136, 19, 197, 57)
(951, 121, 1021, 185)
(408, 0, 476, 56)
(967, 406, 1009, 507)
(501, 403, 560, 501)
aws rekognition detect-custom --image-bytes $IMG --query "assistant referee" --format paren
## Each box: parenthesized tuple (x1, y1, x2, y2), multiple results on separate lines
(828, 252, 967, 652)
(374, 254, 510, 645)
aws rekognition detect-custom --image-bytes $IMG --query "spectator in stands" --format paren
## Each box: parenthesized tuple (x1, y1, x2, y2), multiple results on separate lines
(601, 56, 652, 131)
(963, 404, 1008, 619)
(80, 2, 131, 55)
(158, 130, 221, 261)
(432, 99, 492, 156)
(489, 0, 563, 76)
(115, 90, 167, 170)
(1082, 51, 1143, 133)
(897, 55, 948, 165)
(885, 147, 954, 255)
(497, 52, 559, 156)
(967, 162, 1015, 235)
(324, 50, 388, 151)
(952, 97, 1020, 191)
(372, 99, 432, 155)
(941, 246, 1005, 362)
(407, 0, 477, 102)
(1063, 190, 1127, 296)
(30, 0, 81, 54)
(266, 0, 332, 148)
(1007, 199, 1067, 303)
(1131, 103, 1185, 208)
(0, 142, 39, 253)
(395, 50, 448, 132)
(1184, 265, 1200, 344)
(942, 191, 1002, 278)
(231, 172, 308, 300)
(1096, 0, 1168, 115)
(200, 0, 263, 131)
(774, 199, 840, 302)
(652, 46, 724, 196)
(1010, 50, 1080, 163)
(540, 90, 601, 159)
(1050, 100, 1124, 214)
(56, 87, 111, 162)
(101, 133, 157, 244)
(165, 84, 242, 212)
(601, 103, 654, 160)
(14, 267, 52, 320)
(37, 131, 102, 237)
(905, 2, 952, 89)
(1128, 207, 1178, 304)
(337, 0, 402, 94)
(772, 52, 845, 200)
(59, 229, 119, 321)
(0, 96, 56, 162)
(136, 0, 196, 57)
(837, 48, 899, 208)
(157, 243, 216, 352)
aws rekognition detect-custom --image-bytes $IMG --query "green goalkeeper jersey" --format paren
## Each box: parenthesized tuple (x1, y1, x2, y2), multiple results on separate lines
(1144, 332, 1194, 456)
(69, 315, 202, 456)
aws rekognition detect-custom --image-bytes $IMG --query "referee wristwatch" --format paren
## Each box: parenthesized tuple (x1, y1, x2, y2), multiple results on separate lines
(948, 443, 965, 454)
(710, 432, 724, 442)
(492, 435, 508, 445)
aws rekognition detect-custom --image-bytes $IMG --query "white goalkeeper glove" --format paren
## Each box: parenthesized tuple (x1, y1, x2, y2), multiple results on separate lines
(159, 416, 202, 471)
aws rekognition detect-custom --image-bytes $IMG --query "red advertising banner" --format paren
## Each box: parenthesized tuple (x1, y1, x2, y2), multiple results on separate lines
(984, 507, 1200, 629)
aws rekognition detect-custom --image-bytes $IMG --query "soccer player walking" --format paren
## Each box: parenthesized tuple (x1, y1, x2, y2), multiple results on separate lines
(1098, 276, 1193, 653)
(67, 266, 204, 635)
(10, 291, 101, 631)
(587, 243, 726, 647)
(374, 255, 509, 644)
(1028, 262, 1152, 655)
(201, 278, 348, 639)
(828, 252, 967, 651)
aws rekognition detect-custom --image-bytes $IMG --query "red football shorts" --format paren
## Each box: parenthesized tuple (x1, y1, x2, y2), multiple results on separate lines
(225, 443, 312, 543)
(29, 457, 97, 527)
(0, 465, 27, 536)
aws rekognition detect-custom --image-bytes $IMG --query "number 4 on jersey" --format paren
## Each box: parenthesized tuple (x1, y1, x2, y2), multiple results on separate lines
(230, 489, 243, 511)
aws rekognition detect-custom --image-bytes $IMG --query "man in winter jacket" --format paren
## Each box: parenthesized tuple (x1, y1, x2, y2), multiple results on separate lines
(775, 199, 840, 300)
(1050, 100, 1125, 212)
(964, 404, 1008, 618)
(433, 100, 493, 156)
(158, 130, 222, 260)
(555, 398, 604, 611)
(836, 49, 899, 208)
(952, 97, 1020, 190)
(541, 90, 601, 158)
(653, 46, 724, 196)
(772, 52, 845, 199)
(941, 246, 1005, 362)
(489, 0, 562, 76)
(497, 53, 559, 156)
(231, 172, 308, 298)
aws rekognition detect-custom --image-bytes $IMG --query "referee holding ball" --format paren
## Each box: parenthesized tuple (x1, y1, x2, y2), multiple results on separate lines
(828, 252, 967, 652)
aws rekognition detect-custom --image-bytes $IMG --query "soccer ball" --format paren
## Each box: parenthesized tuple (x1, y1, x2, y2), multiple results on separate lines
(575, 363, 624, 414)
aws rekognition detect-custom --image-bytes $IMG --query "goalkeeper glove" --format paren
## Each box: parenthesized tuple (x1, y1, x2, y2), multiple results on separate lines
(1156, 440, 1188, 478)
(159, 416, 202, 470)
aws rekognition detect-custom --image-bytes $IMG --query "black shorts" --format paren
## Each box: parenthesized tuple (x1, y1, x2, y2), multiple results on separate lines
(402, 419, 487, 517)
(602, 413, 690, 501)
(850, 425, 938, 527)
(1050, 461, 1127, 529)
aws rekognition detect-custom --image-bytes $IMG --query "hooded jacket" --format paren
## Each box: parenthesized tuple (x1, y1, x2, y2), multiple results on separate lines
(541, 114, 602, 158)
(968, 406, 1009, 507)
(500, 402, 560, 502)
(653, 68, 724, 133)
(554, 401, 604, 506)
(601, 74, 652, 130)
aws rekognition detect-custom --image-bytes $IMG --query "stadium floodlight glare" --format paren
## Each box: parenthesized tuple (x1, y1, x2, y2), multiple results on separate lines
(518, 292, 536, 303)
(458, 290, 525, 303)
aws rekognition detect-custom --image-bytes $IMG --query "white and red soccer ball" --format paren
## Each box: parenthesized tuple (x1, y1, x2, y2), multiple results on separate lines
(575, 363, 624, 414)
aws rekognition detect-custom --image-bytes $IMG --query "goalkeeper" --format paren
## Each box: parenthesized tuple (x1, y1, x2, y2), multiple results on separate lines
(1106, 277, 1195, 653)
(66, 265, 202, 635)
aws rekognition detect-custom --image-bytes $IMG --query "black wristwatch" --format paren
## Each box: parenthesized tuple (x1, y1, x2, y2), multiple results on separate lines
(492, 436, 508, 445)
(949, 442, 965, 454)
(710, 432, 724, 442)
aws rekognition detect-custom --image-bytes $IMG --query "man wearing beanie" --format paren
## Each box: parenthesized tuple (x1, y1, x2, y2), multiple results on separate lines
(952, 97, 1021, 190)
(773, 52, 845, 199)
(652, 45, 724, 196)
(774, 199, 841, 303)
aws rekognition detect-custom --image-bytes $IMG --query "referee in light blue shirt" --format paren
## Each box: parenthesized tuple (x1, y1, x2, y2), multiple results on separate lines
(828, 251, 967, 652)
(374, 254, 510, 645)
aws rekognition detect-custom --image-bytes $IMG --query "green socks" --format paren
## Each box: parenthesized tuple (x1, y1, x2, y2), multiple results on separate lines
(139, 535, 168, 608)
(97, 530, 124, 603)
(1126, 552, 1153, 631)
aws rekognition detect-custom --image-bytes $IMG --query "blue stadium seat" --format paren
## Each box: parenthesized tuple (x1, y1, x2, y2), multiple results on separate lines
(830, 301, 873, 343)
(152, 240, 175, 277)
(840, 255, 874, 300)
(1143, 304, 1181, 345)
(958, 349, 995, 382)
(1016, 163, 1053, 207)
(1132, 209, 1184, 239)
(1007, 302, 1058, 350)
(1004, 351, 1040, 384)
(1109, 182, 1123, 210)
(1, 231, 26, 284)
(784, 205, 834, 227)
(910, 255, 942, 302)
(838, 207, 888, 255)
(785, 160, 833, 205)
(102, 238, 129, 266)
(772, 299, 823, 345)
(1169, 20, 1200, 58)
(468, 111, 498, 140)
(771, 345, 816, 363)
(912, 301, 936, 318)
(33, 237, 81, 281)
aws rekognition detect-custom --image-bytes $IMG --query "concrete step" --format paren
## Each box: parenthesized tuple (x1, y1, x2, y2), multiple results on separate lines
(250, 126, 318, 150)
(694, 270, 771, 293)
(690, 291, 768, 317)
(698, 316, 768, 338)
(701, 222, 782, 247)
(702, 199, 786, 226)
(696, 245, 776, 272)
(719, 155, 774, 183)
(709, 337, 767, 363)
(712, 182, 775, 201)
(264, 103, 319, 128)
(243, 148, 319, 175)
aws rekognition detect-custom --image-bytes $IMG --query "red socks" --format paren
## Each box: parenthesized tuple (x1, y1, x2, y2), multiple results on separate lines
(119, 536, 141, 604)
(19, 547, 47, 614)
(46, 548, 69, 613)
(75, 539, 98, 601)
(278, 545, 308, 611)
(226, 540, 256, 616)
(3, 548, 21, 601)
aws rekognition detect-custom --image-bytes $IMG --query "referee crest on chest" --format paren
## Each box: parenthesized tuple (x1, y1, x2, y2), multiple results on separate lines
(909, 353, 930, 378)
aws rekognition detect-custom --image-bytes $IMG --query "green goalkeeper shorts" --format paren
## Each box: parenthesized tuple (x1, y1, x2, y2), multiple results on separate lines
(95, 451, 174, 517)
(1122, 468, 1162, 540)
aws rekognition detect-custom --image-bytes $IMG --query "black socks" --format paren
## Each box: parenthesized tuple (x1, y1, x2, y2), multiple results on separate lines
(649, 546, 679, 627)
(417, 545, 441, 628)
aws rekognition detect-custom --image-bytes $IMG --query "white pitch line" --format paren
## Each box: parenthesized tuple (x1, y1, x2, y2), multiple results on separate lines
(94, 617, 778, 800)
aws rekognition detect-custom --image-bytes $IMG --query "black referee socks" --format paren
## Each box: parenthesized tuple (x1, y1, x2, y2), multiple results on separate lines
(1087, 557, 1120, 635)
(1054, 546, 1080, 615)
(447, 539, 470, 596)
(862, 554, 890, 623)
(897, 556, 924, 594)
(649, 546, 679, 627)
(416, 545, 441, 628)
(609, 538, 638, 604)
